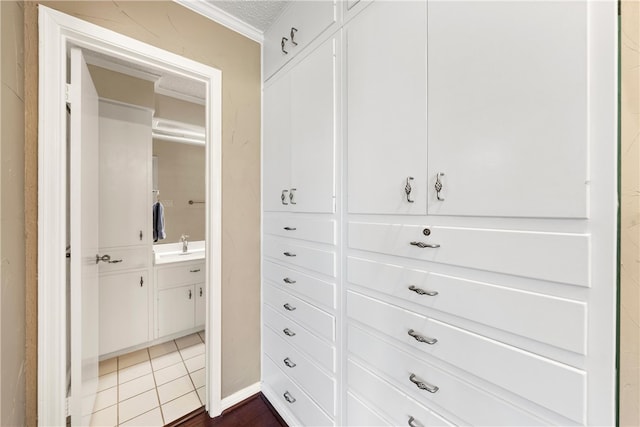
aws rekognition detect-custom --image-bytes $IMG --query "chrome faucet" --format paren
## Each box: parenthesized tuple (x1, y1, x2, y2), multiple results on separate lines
(181, 234, 189, 253)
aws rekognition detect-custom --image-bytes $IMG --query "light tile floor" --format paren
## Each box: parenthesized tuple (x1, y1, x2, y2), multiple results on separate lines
(90, 331, 206, 426)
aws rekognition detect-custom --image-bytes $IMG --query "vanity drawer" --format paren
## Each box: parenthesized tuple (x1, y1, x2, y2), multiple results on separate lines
(264, 283, 335, 342)
(346, 392, 390, 427)
(348, 293, 586, 424)
(263, 355, 334, 427)
(264, 304, 335, 373)
(347, 256, 587, 354)
(263, 326, 335, 415)
(348, 324, 548, 426)
(264, 261, 336, 309)
(264, 236, 336, 277)
(156, 262, 205, 289)
(348, 221, 590, 287)
(98, 246, 149, 274)
(348, 359, 454, 427)
(264, 216, 336, 245)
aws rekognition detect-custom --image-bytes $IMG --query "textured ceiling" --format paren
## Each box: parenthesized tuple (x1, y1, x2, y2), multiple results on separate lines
(208, 1, 289, 32)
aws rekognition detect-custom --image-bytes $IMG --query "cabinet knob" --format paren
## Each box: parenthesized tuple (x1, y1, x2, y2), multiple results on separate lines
(405, 176, 415, 203)
(200, 287, 203, 297)
(139, 230, 143, 241)
(290, 27, 298, 46)
(409, 373, 439, 393)
(289, 188, 297, 205)
(435, 172, 445, 201)
(281, 37, 289, 54)
(188, 289, 192, 299)
(281, 189, 289, 205)
(140, 276, 144, 287)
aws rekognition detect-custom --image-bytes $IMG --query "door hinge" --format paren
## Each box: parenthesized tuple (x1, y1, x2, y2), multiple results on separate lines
(65, 83, 72, 104)
(65, 396, 71, 417)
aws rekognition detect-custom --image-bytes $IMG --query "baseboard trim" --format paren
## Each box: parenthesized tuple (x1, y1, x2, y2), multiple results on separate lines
(220, 382, 262, 411)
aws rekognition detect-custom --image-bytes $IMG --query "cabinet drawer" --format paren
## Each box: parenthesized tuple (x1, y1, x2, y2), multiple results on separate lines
(264, 261, 336, 309)
(347, 256, 587, 354)
(264, 304, 335, 373)
(156, 262, 205, 289)
(348, 359, 454, 427)
(264, 1, 337, 79)
(98, 246, 149, 274)
(264, 283, 335, 342)
(348, 324, 548, 426)
(349, 222, 590, 287)
(264, 216, 336, 245)
(348, 295, 586, 425)
(346, 392, 390, 427)
(263, 326, 335, 415)
(263, 355, 334, 426)
(264, 236, 335, 277)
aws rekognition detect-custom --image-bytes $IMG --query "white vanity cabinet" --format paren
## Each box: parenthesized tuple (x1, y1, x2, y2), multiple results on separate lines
(155, 261, 206, 338)
(263, 37, 337, 214)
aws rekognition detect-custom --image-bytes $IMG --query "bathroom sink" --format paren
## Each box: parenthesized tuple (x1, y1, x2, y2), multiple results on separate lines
(153, 241, 205, 264)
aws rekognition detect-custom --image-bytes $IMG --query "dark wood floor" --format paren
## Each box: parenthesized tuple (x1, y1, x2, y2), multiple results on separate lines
(170, 393, 288, 427)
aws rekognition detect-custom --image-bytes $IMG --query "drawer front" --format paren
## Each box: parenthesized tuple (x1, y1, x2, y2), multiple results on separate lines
(348, 291, 586, 423)
(264, 216, 336, 245)
(263, 355, 334, 426)
(264, 1, 337, 79)
(98, 246, 149, 274)
(264, 304, 335, 373)
(264, 236, 336, 277)
(264, 261, 336, 309)
(348, 359, 454, 427)
(156, 262, 205, 289)
(264, 283, 335, 342)
(263, 326, 335, 415)
(349, 222, 590, 287)
(346, 392, 390, 427)
(347, 256, 587, 354)
(348, 324, 548, 426)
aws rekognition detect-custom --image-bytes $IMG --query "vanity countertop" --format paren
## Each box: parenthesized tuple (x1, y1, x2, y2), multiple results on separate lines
(153, 240, 205, 265)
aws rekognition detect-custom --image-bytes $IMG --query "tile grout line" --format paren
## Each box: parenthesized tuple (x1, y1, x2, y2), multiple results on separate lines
(116, 357, 120, 427)
(148, 346, 166, 426)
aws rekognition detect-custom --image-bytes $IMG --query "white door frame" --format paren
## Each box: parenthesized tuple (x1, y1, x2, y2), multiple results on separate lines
(37, 6, 223, 425)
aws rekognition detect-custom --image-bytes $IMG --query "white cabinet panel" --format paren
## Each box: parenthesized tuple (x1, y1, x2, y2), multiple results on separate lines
(158, 285, 195, 337)
(156, 262, 205, 289)
(349, 222, 590, 287)
(195, 284, 205, 328)
(263, 261, 336, 310)
(263, 74, 291, 212)
(347, 257, 587, 354)
(427, 2, 588, 218)
(264, 216, 336, 245)
(347, 1, 427, 215)
(99, 271, 149, 355)
(98, 101, 152, 247)
(346, 392, 390, 427)
(264, 236, 336, 278)
(348, 291, 586, 423)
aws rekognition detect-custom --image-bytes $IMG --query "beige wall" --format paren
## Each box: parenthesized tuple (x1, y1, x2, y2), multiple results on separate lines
(87, 65, 155, 110)
(1, 1, 26, 426)
(621, 2, 640, 426)
(155, 94, 205, 127)
(153, 140, 206, 244)
(24, 1, 262, 419)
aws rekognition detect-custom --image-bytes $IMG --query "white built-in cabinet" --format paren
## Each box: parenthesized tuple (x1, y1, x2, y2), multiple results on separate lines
(98, 101, 152, 356)
(262, 1, 616, 427)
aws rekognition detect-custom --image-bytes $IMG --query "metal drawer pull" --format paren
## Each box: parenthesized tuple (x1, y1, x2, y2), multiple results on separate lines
(408, 329, 438, 345)
(408, 416, 421, 427)
(283, 328, 296, 337)
(289, 188, 297, 204)
(140, 276, 144, 287)
(200, 287, 203, 297)
(435, 172, 445, 201)
(283, 303, 296, 311)
(108, 259, 123, 264)
(409, 373, 439, 393)
(96, 254, 123, 264)
(283, 277, 296, 284)
(410, 241, 440, 249)
(408, 285, 438, 297)
(283, 252, 296, 257)
(405, 176, 415, 203)
(281, 189, 289, 205)
(281, 37, 289, 54)
(188, 289, 192, 299)
(283, 357, 297, 368)
(283, 391, 296, 403)
(190, 268, 201, 273)
(283, 227, 297, 231)
(290, 27, 298, 45)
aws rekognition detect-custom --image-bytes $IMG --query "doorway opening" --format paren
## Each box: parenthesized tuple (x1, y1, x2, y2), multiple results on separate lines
(38, 6, 222, 426)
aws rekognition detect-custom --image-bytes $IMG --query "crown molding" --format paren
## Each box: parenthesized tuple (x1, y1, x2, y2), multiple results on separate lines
(174, 0, 264, 44)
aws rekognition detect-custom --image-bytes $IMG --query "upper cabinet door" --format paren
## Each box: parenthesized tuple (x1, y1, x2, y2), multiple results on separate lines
(427, 2, 588, 218)
(347, 1, 428, 215)
(291, 38, 336, 213)
(263, 74, 292, 212)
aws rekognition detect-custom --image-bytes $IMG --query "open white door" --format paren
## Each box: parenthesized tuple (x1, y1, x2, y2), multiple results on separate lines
(69, 47, 100, 426)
